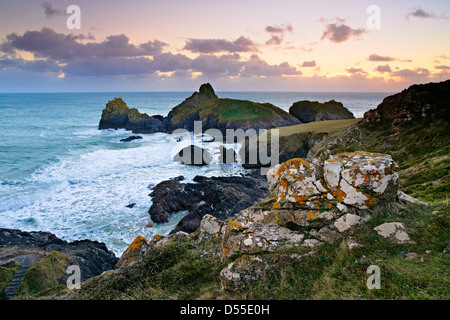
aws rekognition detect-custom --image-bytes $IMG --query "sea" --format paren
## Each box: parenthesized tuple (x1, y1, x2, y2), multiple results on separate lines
(0, 91, 391, 256)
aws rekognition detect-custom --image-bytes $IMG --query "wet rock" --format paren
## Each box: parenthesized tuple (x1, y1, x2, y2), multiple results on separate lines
(120, 135, 143, 142)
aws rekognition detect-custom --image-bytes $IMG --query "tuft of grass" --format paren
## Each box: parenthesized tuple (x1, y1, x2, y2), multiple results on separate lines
(17, 251, 69, 297)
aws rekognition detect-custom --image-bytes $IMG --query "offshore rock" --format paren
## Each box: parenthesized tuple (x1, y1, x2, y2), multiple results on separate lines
(289, 100, 354, 123)
(99, 98, 164, 134)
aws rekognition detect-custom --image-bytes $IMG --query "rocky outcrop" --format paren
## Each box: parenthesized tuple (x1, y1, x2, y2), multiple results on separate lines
(216, 151, 423, 290)
(173, 145, 212, 166)
(147, 173, 268, 233)
(363, 80, 450, 125)
(99, 98, 164, 133)
(166, 83, 219, 132)
(0, 228, 118, 284)
(289, 100, 354, 123)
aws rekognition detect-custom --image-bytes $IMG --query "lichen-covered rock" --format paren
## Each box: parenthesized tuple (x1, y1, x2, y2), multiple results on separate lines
(116, 236, 148, 268)
(219, 252, 314, 291)
(333, 213, 362, 233)
(324, 152, 399, 209)
(222, 222, 304, 258)
(267, 158, 328, 209)
(196, 214, 225, 242)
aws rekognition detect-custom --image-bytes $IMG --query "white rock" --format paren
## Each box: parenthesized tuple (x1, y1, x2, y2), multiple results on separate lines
(334, 213, 362, 233)
(374, 222, 412, 244)
(324, 160, 343, 189)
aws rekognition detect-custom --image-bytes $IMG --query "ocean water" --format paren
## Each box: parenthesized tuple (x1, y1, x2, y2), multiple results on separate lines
(0, 91, 391, 255)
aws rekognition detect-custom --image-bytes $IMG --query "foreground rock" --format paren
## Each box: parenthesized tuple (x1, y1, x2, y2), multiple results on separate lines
(0, 228, 118, 297)
(310, 80, 450, 201)
(289, 100, 354, 123)
(99, 98, 164, 133)
(148, 172, 268, 233)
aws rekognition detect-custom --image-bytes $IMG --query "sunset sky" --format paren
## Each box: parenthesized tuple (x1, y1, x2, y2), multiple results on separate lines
(0, 0, 449, 92)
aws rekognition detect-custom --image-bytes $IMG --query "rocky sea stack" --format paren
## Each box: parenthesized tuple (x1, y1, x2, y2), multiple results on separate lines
(99, 98, 164, 133)
(289, 100, 355, 123)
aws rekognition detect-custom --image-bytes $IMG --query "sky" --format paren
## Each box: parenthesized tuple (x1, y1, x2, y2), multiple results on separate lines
(0, 0, 449, 92)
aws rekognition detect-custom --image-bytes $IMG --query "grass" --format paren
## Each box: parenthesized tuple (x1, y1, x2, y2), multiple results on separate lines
(172, 98, 279, 124)
(17, 251, 69, 297)
(236, 202, 449, 300)
(72, 236, 225, 300)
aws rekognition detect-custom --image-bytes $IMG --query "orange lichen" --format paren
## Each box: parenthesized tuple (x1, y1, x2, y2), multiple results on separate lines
(273, 202, 281, 209)
(228, 221, 243, 231)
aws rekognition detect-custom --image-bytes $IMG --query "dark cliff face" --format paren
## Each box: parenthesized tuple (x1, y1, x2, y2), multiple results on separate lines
(289, 100, 354, 123)
(363, 79, 450, 126)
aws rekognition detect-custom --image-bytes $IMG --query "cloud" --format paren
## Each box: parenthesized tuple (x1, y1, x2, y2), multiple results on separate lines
(367, 54, 396, 62)
(435, 65, 450, 70)
(42, 2, 64, 18)
(0, 28, 167, 61)
(391, 68, 430, 80)
(346, 68, 367, 74)
(375, 64, 393, 73)
(265, 24, 293, 46)
(406, 7, 449, 21)
(301, 60, 316, 68)
(183, 36, 257, 53)
(321, 19, 366, 43)
(240, 54, 301, 77)
(0, 28, 301, 79)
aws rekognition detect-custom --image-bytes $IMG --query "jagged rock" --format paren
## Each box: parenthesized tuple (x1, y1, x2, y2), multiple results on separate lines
(99, 98, 164, 133)
(374, 222, 412, 244)
(289, 100, 354, 123)
(173, 145, 212, 166)
(116, 236, 148, 268)
(148, 173, 268, 233)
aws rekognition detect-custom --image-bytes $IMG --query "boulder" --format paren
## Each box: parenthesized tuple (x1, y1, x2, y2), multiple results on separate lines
(374, 222, 412, 244)
(99, 98, 164, 133)
(173, 145, 212, 166)
(289, 100, 354, 123)
(323, 152, 399, 209)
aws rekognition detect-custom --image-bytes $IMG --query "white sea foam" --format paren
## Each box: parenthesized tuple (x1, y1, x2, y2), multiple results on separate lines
(0, 132, 245, 255)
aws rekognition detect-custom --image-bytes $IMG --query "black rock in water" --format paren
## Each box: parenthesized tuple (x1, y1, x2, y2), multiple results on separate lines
(173, 145, 212, 166)
(148, 172, 268, 234)
(120, 135, 143, 142)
